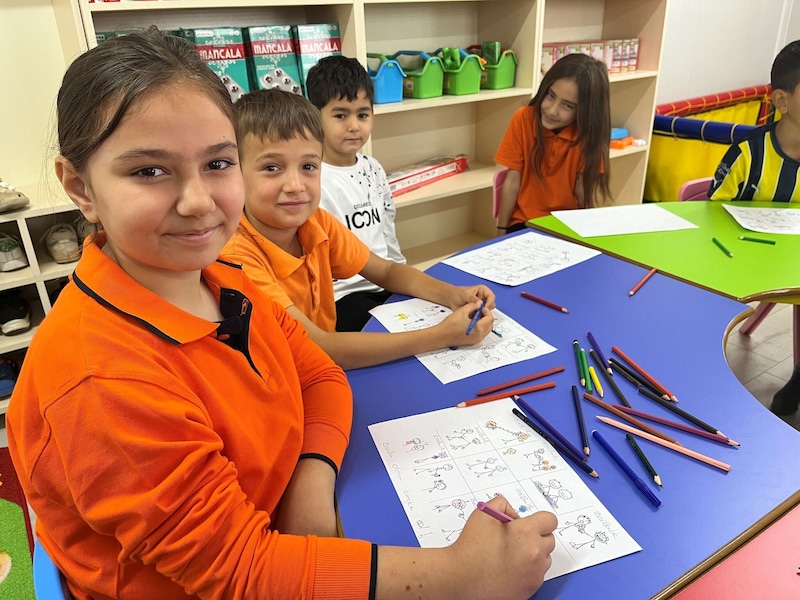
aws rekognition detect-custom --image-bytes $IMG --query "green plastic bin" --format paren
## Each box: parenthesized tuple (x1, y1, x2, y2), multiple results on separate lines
(435, 47, 483, 95)
(480, 50, 517, 89)
(389, 50, 444, 99)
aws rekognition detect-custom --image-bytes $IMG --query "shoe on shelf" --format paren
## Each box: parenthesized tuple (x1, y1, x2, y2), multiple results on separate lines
(0, 290, 31, 336)
(0, 233, 29, 272)
(770, 364, 800, 416)
(0, 358, 19, 398)
(0, 179, 30, 214)
(41, 223, 81, 264)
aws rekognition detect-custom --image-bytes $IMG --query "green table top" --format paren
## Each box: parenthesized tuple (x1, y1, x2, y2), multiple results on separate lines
(528, 201, 800, 302)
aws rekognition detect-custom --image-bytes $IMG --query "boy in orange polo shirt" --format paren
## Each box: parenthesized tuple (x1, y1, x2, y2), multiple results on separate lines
(222, 89, 496, 370)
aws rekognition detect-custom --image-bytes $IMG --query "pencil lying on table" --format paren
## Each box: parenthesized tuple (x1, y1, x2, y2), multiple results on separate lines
(589, 349, 631, 407)
(597, 416, 731, 472)
(609, 357, 667, 400)
(611, 345, 678, 402)
(583, 392, 682, 446)
(629, 267, 657, 297)
(616, 404, 740, 447)
(456, 381, 555, 407)
(636, 386, 728, 438)
(475, 365, 565, 396)
(520, 291, 569, 313)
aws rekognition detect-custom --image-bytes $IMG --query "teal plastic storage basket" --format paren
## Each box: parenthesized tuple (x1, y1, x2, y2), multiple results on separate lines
(367, 53, 405, 104)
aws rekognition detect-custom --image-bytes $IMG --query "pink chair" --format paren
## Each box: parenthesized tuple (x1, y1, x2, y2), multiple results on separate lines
(492, 167, 509, 218)
(678, 178, 798, 362)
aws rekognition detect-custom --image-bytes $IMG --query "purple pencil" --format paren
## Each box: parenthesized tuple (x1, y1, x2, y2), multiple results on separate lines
(587, 331, 612, 375)
(513, 395, 586, 463)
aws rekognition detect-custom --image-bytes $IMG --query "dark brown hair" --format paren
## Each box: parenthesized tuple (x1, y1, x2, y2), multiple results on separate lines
(57, 26, 234, 173)
(772, 40, 800, 93)
(528, 53, 611, 207)
(234, 88, 325, 147)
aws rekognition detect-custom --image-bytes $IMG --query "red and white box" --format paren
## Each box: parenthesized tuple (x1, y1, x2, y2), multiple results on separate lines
(386, 155, 469, 196)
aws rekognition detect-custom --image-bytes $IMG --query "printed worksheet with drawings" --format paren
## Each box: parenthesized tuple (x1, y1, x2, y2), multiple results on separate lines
(722, 203, 800, 234)
(369, 398, 641, 579)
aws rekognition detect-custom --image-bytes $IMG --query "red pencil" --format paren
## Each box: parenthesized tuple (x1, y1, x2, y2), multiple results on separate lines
(475, 365, 565, 396)
(629, 267, 657, 296)
(583, 392, 682, 446)
(520, 291, 569, 313)
(611, 345, 678, 402)
(456, 381, 555, 407)
(615, 405, 740, 447)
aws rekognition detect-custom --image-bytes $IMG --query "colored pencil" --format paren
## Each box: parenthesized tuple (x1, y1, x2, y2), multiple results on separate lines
(629, 267, 658, 297)
(579, 347, 590, 390)
(636, 386, 726, 437)
(520, 291, 569, 313)
(597, 416, 731, 472)
(739, 235, 775, 245)
(608, 357, 667, 400)
(616, 404, 740, 447)
(455, 381, 555, 407)
(611, 345, 678, 402)
(572, 385, 590, 456)
(587, 331, 612, 374)
(466, 298, 487, 335)
(626, 433, 661, 487)
(475, 365, 565, 396)
(589, 349, 631, 407)
(592, 430, 661, 508)
(712, 236, 733, 257)
(513, 395, 586, 462)
(573, 340, 585, 386)
(513, 407, 599, 478)
(588, 366, 604, 397)
(476, 501, 514, 523)
(583, 392, 682, 446)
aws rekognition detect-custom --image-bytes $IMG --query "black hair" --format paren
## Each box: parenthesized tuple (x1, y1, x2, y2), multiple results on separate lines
(305, 55, 374, 109)
(772, 40, 800, 93)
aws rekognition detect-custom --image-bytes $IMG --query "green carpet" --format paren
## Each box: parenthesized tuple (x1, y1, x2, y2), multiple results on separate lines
(0, 447, 35, 600)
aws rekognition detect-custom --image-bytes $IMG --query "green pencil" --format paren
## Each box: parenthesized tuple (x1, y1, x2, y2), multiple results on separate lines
(579, 347, 591, 391)
(573, 340, 585, 386)
(739, 235, 776, 245)
(712, 236, 733, 257)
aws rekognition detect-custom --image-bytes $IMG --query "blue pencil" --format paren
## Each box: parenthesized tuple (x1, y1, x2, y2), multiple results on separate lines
(587, 331, 612, 375)
(513, 395, 586, 463)
(592, 429, 661, 508)
(465, 298, 487, 335)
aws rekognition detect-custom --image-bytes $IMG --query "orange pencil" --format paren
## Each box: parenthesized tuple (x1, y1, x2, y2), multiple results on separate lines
(629, 267, 657, 296)
(583, 392, 682, 446)
(475, 365, 565, 396)
(456, 381, 555, 407)
(611, 345, 678, 402)
(597, 417, 731, 472)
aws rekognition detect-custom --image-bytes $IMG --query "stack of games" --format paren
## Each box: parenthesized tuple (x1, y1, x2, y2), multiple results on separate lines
(292, 23, 342, 95)
(183, 27, 250, 102)
(244, 25, 303, 95)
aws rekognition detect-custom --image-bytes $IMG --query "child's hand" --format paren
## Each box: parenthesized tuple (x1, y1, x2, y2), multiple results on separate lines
(449, 284, 496, 311)
(446, 496, 557, 599)
(437, 300, 494, 346)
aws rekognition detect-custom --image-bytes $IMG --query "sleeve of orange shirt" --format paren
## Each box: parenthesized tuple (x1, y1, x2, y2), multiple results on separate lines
(494, 106, 532, 172)
(316, 208, 371, 281)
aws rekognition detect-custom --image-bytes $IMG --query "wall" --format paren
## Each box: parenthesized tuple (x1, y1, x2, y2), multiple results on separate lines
(656, 0, 795, 104)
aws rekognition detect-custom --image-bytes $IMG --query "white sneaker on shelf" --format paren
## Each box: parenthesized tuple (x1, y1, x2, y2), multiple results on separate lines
(0, 233, 28, 272)
(0, 179, 30, 214)
(41, 223, 81, 264)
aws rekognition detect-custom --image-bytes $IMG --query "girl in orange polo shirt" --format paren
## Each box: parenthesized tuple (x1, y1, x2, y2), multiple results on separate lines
(494, 53, 611, 233)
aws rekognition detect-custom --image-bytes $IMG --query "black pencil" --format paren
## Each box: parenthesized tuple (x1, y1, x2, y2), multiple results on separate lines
(512, 407, 599, 478)
(626, 433, 662, 487)
(609, 357, 667, 400)
(572, 385, 590, 456)
(590, 349, 631, 407)
(637, 386, 725, 436)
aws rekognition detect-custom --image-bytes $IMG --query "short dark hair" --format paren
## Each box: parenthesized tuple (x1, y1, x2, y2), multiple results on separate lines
(305, 55, 374, 109)
(234, 88, 324, 147)
(772, 40, 800, 93)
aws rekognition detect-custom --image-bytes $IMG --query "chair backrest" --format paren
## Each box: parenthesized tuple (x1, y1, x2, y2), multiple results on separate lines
(678, 177, 713, 201)
(33, 538, 71, 600)
(492, 167, 509, 218)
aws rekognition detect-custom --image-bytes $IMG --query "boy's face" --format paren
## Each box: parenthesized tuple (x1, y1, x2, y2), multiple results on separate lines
(239, 131, 322, 237)
(318, 90, 373, 166)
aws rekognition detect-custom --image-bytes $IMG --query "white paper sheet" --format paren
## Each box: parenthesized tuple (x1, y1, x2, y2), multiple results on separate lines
(441, 231, 600, 286)
(369, 398, 642, 579)
(551, 204, 699, 238)
(368, 298, 556, 384)
(722, 203, 800, 234)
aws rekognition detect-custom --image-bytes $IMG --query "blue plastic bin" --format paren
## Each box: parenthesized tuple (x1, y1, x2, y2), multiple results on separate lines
(367, 53, 405, 104)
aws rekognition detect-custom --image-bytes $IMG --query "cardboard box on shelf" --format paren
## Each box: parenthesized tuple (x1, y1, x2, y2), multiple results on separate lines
(184, 27, 249, 102)
(292, 23, 342, 95)
(245, 25, 303, 94)
(386, 155, 469, 196)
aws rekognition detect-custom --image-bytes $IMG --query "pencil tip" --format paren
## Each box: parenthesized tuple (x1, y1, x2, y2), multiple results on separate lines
(584, 447, 590, 456)
(562, 308, 569, 313)
(654, 476, 662, 486)
(590, 470, 599, 478)
(456, 402, 466, 408)
(728, 439, 741, 447)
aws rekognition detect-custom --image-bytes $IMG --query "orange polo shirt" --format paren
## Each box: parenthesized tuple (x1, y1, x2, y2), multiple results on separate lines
(494, 105, 584, 224)
(7, 233, 374, 599)
(222, 209, 371, 332)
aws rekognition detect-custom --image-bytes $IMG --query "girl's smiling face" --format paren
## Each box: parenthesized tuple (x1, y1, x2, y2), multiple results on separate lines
(540, 77, 579, 131)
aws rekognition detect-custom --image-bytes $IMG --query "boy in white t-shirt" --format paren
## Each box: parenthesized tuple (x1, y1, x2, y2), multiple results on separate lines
(306, 55, 406, 331)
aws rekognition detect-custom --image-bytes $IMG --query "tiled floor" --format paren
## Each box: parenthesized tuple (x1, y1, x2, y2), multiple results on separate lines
(0, 301, 797, 447)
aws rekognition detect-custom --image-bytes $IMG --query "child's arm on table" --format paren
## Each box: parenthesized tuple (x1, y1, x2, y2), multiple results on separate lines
(496, 168, 522, 234)
(274, 458, 338, 537)
(377, 496, 557, 600)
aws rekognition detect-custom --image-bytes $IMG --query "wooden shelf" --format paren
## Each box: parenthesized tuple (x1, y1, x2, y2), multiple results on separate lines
(393, 163, 495, 209)
(374, 88, 533, 115)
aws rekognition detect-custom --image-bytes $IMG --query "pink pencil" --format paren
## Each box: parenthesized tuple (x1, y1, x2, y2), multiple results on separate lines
(476, 501, 514, 523)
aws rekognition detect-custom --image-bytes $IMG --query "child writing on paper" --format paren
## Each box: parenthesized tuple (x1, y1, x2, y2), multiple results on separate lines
(8, 28, 557, 600)
(494, 53, 611, 234)
(709, 40, 800, 416)
(223, 88, 497, 370)
(306, 55, 407, 332)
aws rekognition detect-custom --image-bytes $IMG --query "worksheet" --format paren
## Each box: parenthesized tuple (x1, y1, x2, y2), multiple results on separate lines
(369, 298, 556, 384)
(369, 398, 642, 579)
(722, 203, 800, 234)
(441, 231, 600, 286)
(552, 204, 699, 237)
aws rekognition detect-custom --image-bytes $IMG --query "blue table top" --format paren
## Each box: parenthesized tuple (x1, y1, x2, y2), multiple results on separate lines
(335, 233, 800, 599)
